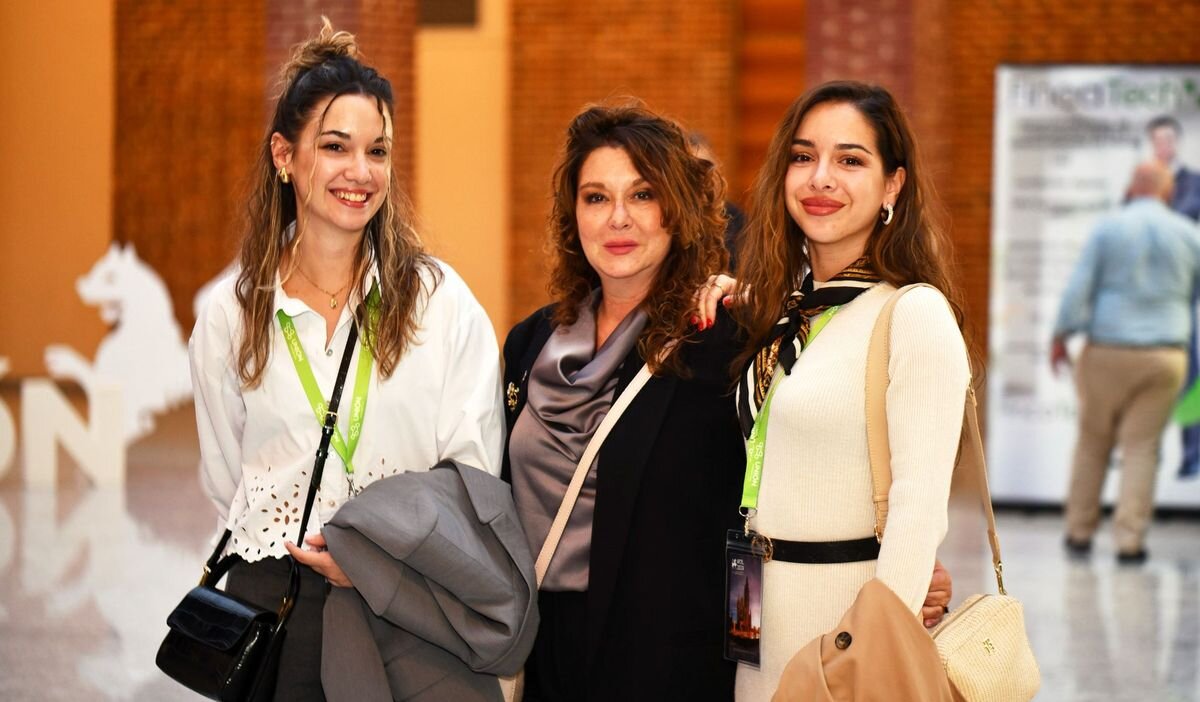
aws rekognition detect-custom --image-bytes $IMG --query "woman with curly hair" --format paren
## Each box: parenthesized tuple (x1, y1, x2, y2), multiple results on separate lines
(501, 102, 744, 701)
(190, 20, 503, 700)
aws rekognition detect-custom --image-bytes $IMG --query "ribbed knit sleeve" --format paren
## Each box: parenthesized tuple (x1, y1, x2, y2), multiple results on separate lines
(875, 286, 970, 613)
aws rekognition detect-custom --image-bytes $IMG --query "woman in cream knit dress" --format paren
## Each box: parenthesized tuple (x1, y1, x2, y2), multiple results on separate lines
(730, 81, 970, 700)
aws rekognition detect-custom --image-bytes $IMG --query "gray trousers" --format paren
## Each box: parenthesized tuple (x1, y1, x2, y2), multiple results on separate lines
(226, 556, 329, 702)
(1064, 344, 1186, 552)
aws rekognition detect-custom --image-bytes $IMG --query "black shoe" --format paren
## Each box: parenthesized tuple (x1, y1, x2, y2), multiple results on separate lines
(1064, 537, 1092, 557)
(1117, 549, 1148, 565)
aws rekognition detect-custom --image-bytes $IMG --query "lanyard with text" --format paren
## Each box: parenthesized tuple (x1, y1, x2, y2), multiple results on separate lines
(276, 297, 376, 496)
(740, 305, 840, 533)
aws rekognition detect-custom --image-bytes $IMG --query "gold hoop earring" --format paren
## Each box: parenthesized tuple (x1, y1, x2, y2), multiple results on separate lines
(278, 166, 290, 184)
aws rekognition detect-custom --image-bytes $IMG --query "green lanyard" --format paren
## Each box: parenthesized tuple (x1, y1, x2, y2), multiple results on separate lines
(276, 289, 377, 493)
(740, 305, 840, 530)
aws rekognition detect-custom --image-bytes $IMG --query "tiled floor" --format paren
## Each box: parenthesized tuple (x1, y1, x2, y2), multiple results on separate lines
(945, 509, 1200, 702)
(0, 401, 1197, 701)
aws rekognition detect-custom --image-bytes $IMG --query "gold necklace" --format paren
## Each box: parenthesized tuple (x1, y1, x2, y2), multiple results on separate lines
(295, 266, 350, 309)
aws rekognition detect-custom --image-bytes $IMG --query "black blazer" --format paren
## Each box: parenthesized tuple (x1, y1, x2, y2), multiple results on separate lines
(502, 305, 746, 701)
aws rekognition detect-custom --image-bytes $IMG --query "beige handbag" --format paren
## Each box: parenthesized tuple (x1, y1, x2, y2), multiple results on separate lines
(499, 364, 654, 702)
(865, 284, 1041, 702)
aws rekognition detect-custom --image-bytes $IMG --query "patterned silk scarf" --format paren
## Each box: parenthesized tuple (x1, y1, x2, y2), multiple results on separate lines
(736, 257, 882, 438)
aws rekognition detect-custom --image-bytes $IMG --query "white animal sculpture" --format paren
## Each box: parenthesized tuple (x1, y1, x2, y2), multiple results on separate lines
(44, 242, 192, 443)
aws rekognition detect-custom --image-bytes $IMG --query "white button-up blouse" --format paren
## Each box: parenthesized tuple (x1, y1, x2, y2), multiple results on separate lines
(190, 260, 504, 562)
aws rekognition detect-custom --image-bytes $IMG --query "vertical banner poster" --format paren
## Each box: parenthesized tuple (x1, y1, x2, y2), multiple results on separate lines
(989, 65, 1200, 507)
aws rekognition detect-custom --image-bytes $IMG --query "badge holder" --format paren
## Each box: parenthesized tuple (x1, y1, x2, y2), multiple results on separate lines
(723, 527, 769, 667)
(724, 305, 841, 668)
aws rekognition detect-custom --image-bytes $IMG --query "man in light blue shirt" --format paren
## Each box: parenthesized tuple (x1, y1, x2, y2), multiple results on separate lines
(1051, 161, 1200, 564)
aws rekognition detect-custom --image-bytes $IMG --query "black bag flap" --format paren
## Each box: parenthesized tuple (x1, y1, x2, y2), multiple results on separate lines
(166, 586, 277, 652)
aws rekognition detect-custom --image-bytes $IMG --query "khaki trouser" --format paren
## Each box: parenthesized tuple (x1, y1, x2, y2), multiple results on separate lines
(1064, 344, 1187, 553)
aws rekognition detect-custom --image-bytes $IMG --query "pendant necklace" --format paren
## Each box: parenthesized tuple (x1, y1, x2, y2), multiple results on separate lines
(296, 266, 350, 309)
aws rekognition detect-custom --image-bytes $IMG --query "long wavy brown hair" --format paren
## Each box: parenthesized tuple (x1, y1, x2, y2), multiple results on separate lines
(235, 18, 438, 387)
(547, 102, 728, 376)
(733, 81, 965, 368)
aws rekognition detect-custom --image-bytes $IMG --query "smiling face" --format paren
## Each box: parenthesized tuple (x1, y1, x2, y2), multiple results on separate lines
(784, 101, 904, 275)
(575, 146, 672, 302)
(272, 93, 392, 239)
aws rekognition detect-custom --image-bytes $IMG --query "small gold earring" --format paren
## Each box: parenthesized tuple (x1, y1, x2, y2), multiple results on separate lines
(278, 166, 290, 184)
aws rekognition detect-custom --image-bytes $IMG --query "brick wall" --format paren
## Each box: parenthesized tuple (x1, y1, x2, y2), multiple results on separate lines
(116, 2, 415, 331)
(509, 1, 737, 326)
(115, 0, 266, 327)
(735, 0, 805, 202)
(804, 0, 913, 105)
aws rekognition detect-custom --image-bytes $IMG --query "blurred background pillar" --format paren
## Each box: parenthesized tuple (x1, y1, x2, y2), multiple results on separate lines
(416, 0, 511, 339)
(0, 1, 114, 377)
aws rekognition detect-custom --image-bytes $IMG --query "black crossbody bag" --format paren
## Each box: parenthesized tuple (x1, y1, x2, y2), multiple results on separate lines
(156, 323, 359, 701)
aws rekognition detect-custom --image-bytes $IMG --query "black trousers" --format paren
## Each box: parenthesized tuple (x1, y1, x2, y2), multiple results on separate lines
(524, 589, 590, 702)
(226, 556, 330, 702)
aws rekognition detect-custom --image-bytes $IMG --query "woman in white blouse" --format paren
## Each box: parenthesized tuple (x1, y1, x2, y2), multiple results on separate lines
(189, 21, 502, 700)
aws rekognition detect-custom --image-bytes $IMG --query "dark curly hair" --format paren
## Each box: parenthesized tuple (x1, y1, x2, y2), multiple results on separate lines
(547, 102, 729, 376)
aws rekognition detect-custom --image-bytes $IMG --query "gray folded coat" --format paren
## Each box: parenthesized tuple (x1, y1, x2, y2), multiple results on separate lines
(320, 460, 539, 701)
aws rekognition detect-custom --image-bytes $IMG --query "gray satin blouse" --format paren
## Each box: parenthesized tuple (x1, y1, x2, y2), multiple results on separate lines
(509, 293, 648, 591)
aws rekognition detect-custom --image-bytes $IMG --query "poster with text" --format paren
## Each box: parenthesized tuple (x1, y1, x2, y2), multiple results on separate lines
(989, 65, 1200, 507)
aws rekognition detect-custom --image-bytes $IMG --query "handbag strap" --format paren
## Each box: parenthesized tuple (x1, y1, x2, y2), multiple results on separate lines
(293, 321, 360, 551)
(203, 321, 361, 587)
(533, 363, 654, 585)
(865, 283, 1007, 595)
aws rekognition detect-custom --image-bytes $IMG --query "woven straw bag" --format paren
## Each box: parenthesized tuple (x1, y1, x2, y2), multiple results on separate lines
(928, 593, 1039, 702)
(867, 284, 1041, 702)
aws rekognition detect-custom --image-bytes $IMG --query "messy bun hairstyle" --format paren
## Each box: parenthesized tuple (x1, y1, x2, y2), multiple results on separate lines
(235, 17, 438, 387)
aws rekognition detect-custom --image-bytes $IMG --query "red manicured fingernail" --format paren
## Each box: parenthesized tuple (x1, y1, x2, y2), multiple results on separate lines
(690, 315, 700, 327)
(722, 296, 732, 307)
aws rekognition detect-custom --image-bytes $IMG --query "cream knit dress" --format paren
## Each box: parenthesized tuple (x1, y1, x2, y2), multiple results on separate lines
(734, 283, 970, 701)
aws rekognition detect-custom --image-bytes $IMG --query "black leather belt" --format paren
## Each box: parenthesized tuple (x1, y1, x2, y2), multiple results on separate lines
(756, 534, 881, 564)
